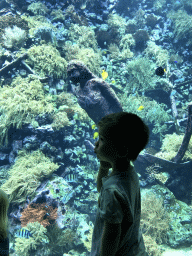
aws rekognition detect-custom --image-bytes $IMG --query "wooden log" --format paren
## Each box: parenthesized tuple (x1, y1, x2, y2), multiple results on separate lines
(173, 102, 192, 163)
(0, 53, 28, 75)
(0, 53, 49, 83)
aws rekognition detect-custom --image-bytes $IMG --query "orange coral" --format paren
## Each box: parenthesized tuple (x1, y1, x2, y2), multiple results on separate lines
(20, 202, 58, 228)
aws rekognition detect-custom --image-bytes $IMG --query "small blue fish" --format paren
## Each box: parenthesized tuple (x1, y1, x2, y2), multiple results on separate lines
(65, 173, 78, 182)
(15, 228, 32, 239)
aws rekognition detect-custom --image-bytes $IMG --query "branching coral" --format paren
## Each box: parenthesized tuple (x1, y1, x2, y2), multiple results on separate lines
(141, 192, 170, 245)
(20, 202, 58, 228)
(27, 2, 49, 16)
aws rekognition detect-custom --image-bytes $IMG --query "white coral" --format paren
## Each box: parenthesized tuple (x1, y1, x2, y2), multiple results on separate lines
(2, 26, 26, 49)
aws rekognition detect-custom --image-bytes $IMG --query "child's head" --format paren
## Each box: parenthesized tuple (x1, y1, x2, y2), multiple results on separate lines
(97, 112, 150, 162)
(0, 189, 9, 239)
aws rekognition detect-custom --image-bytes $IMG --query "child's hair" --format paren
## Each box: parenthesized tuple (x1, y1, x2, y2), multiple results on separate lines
(97, 112, 150, 161)
(0, 189, 9, 239)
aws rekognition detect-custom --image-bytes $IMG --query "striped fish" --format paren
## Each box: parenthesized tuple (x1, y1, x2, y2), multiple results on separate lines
(64, 173, 78, 182)
(15, 228, 32, 239)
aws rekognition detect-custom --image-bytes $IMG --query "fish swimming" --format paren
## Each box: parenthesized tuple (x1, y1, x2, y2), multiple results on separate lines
(15, 228, 33, 239)
(93, 132, 99, 139)
(101, 70, 108, 80)
(137, 106, 144, 111)
(155, 67, 166, 76)
(92, 124, 97, 130)
(65, 173, 78, 182)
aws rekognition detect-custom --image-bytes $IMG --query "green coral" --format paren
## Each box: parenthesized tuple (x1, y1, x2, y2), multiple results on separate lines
(14, 222, 49, 256)
(51, 111, 73, 131)
(155, 133, 192, 162)
(68, 24, 98, 51)
(141, 191, 170, 254)
(144, 41, 169, 67)
(27, 44, 68, 78)
(120, 34, 135, 49)
(107, 13, 127, 36)
(108, 34, 135, 61)
(125, 56, 157, 92)
(54, 91, 91, 123)
(167, 10, 192, 45)
(63, 41, 102, 76)
(51, 9, 65, 22)
(27, 2, 49, 16)
(21, 15, 55, 37)
(46, 224, 77, 255)
(0, 149, 60, 204)
(0, 76, 55, 147)
(2, 26, 27, 50)
(153, 0, 166, 12)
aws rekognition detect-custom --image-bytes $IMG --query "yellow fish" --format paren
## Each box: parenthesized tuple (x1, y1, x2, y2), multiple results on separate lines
(101, 70, 108, 80)
(111, 80, 116, 84)
(92, 124, 96, 130)
(164, 68, 166, 72)
(93, 132, 99, 139)
(137, 105, 144, 111)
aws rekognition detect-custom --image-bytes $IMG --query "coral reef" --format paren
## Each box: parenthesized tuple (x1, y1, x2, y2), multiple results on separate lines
(27, 1, 49, 16)
(68, 24, 98, 51)
(14, 221, 49, 256)
(145, 41, 169, 67)
(33, 26, 56, 44)
(168, 10, 192, 45)
(133, 29, 150, 45)
(2, 26, 27, 49)
(118, 94, 171, 139)
(20, 202, 58, 228)
(107, 13, 126, 34)
(125, 56, 157, 92)
(146, 14, 158, 28)
(0, 76, 55, 147)
(155, 133, 192, 162)
(63, 42, 102, 76)
(51, 9, 65, 22)
(51, 111, 73, 131)
(0, 149, 60, 204)
(21, 14, 56, 37)
(0, 14, 28, 38)
(27, 44, 68, 79)
(64, 4, 88, 26)
(141, 192, 170, 254)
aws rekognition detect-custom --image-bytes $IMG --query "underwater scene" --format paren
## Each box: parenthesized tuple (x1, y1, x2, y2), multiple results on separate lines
(0, 0, 192, 255)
